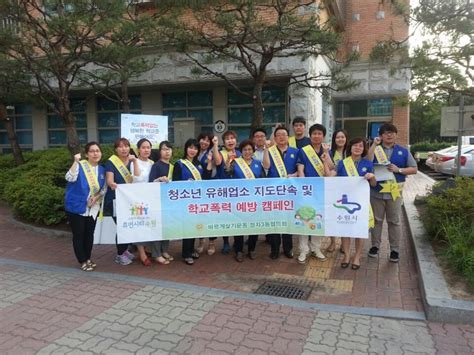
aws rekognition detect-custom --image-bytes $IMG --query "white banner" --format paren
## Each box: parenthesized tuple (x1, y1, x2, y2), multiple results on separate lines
(111, 177, 371, 245)
(121, 114, 168, 148)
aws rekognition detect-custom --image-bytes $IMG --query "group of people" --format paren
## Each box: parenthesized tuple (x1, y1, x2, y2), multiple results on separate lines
(64, 117, 417, 272)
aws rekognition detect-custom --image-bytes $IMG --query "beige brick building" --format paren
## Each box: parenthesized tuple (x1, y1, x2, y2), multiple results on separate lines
(0, 0, 410, 153)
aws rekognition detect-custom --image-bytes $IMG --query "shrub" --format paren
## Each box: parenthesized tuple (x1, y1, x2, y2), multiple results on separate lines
(0, 145, 187, 225)
(422, 178, 474, 288)
(410, 141, 452, 154)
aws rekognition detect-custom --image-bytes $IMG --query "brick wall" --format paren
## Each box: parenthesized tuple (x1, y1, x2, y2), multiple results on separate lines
(342, 0, 409, 59)
(392, 97, 410, 146)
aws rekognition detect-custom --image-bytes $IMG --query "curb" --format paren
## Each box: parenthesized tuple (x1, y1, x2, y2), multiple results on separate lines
(404, 172, 474, 325)
(9, 214, 72, 239)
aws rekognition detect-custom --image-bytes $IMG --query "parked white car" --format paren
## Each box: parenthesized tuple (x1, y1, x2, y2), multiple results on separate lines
(451, 149, 474, 177)
(433, 145, 474, 175)
(426, 146, 453, 170)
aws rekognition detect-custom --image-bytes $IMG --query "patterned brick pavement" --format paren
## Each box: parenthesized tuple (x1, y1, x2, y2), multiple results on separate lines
(0, 262, 472, 354)
(0, 175, 430, 314)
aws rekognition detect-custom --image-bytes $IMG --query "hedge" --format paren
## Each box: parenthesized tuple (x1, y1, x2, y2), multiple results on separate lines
(421, 178, 474, 288)
(410, 141, 452, 154)
(0, 146, 184, 225)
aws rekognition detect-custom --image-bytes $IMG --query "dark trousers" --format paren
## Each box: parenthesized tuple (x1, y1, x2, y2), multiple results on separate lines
(182, 238, 195, 259)
(234, 235, 257, 253)
(104, 201, 129, 256)
(268, 234, 292, 255)
(66, 212, 96, 264)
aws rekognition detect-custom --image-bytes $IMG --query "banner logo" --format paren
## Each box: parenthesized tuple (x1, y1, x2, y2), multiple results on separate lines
(333, 194, 361, 214)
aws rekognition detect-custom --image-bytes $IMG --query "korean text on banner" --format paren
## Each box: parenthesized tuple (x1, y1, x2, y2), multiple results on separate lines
(115, 177, 370, 244)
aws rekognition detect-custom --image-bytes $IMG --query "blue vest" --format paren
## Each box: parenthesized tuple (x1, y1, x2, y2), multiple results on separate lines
(268, 146, 299, 178)
(65, 164, 105, 215)
(373, 144, 409, 192)
(216, 149, 241, 179)
(298, 146, 325, 177)
(337, 158, 374, 177)
(176, 160, 203, 180)
(233, 159, 263, 179)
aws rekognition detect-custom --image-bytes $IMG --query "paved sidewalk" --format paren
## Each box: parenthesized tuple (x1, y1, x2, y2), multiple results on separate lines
(0, 260, 473, 354)
(0, 175, 431, 315)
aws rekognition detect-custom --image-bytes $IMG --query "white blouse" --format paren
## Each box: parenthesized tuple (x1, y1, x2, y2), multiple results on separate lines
(131, 158, 153, 183)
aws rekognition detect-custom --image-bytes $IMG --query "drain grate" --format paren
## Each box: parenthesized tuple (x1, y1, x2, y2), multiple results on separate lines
(254, 281, 312, 300)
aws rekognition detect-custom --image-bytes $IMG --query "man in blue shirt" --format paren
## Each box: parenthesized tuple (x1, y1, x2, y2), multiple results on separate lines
(367, 123, 418, 263)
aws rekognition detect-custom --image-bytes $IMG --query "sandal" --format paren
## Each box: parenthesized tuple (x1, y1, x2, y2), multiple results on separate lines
(184, 257, 194, 265)
(162, 253, 174, 261)
(341, 262, 350, 269)
(80, 262, 94, 272)
(156, 256, 170, 265)
(191, 251, 200, 259)
(196, 240, 204, 254)
(351, 264, 361, 270)
(86, 260, 97, 269)
(207, 242, 216, 256)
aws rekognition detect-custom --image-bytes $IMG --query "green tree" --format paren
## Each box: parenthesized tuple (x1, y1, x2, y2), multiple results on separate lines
(413, 0, 473, 90)
(0, 53, 34, 165)
(0, 0, 126, 154)
(172, 0, 356, 129)
(87, 4, 169, 113)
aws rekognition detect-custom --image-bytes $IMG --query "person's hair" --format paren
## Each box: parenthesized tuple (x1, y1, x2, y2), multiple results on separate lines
(252, 127, 267, 137)
(159, 140, 173, 151)
(183, 138, 200, 164)
(239, 139, 255, 152)
(331, 129, 348, 157)
(114, 137, 130, 149)
(309, 123, 326, 137)
(222, 130, 237, 141)
(379, 123, 398, 135)
(346, 137, 368, 157)
(274, 126, 289, 137)
(292, 116, 306, 126)
(137, 138, 152, 149)
(197, 132, 215, 149)
(157, 140, 172, 160)
(84, 141, 101, 154)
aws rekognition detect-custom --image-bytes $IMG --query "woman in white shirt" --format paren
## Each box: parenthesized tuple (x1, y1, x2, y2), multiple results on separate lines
(131, 138, 155, 266)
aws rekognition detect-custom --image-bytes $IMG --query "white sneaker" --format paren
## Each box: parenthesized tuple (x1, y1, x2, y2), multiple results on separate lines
(311, 250, 327, 261)
(297, 253, 307, 264)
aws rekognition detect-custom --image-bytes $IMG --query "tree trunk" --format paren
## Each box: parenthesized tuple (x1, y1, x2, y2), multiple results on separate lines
(252, 81, 264, 130)
(0, 102, 25, 165)
(121, 80, 130, 113)
(59, 97, 81, 155)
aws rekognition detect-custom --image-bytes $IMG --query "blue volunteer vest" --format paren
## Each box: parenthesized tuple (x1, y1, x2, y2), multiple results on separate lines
(372, 144, 409, 192)
(336, 158, 374, 177)
(233, 159, 263, 179)
(267, 146, 299, 178)
(65, 164, 105, 215)
(176, 160, 204, 180)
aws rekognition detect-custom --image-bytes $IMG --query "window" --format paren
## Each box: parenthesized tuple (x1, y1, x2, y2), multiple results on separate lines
(97, 95, 141, 144)
(162, 91, 213, 143)
(47, 98, 88, 146)
(227, 87, 286, 141)
(368, 98, 392, 116)
(0, 104, 33, 149)
(335, 98, 392, 118)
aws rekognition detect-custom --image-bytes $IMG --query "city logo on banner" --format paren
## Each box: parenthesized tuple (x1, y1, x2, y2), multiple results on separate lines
(333, 194, 360, 225)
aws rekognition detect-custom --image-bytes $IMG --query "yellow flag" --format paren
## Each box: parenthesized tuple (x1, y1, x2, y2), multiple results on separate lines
(380, 181, 401, 200)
